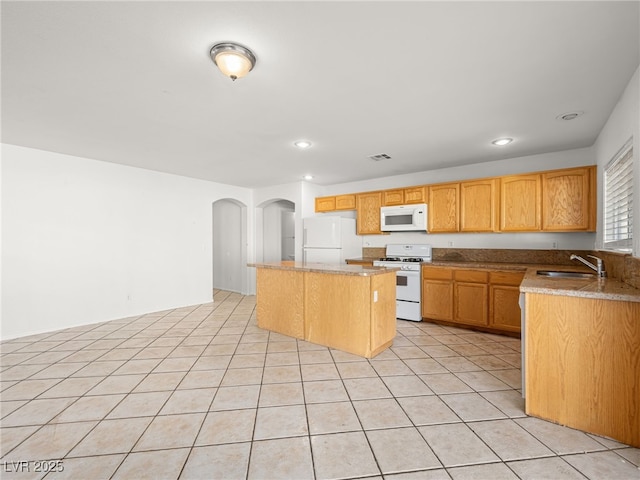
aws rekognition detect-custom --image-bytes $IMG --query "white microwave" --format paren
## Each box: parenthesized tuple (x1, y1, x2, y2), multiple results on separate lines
(380, 204, 428, 232)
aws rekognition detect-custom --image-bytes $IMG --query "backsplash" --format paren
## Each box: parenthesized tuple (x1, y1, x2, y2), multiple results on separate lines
(361, 247, 640, 289)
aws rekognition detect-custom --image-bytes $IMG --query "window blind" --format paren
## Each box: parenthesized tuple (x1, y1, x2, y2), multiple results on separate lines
(604, 145, 633, 251)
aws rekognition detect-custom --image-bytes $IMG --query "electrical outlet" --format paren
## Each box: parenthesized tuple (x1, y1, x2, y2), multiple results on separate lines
(448, 241, 454, 247)
(552, 242, 558, 249)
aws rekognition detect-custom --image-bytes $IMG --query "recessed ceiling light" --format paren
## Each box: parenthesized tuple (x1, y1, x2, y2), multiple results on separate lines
(303, 174, 314, 180)
(294, 140, 312, 149)
(556, 111, 584, 121)
(492, 138, 513, 146)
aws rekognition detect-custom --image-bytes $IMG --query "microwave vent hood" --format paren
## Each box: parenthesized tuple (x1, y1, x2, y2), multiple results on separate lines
(380, 204, 427, 232)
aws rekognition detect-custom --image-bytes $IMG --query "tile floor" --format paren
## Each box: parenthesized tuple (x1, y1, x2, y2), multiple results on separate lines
(1, 290, 638, 480)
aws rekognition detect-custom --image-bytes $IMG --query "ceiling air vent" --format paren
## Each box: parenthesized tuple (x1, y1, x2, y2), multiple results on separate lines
(368, 153, 392, 161)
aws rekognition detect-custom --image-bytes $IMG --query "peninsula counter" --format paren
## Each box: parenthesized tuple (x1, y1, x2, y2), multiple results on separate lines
(248, 261, 397, 358)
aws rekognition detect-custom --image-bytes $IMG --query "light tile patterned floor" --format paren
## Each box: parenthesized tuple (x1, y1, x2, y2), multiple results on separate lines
(1, 290, 639, 479)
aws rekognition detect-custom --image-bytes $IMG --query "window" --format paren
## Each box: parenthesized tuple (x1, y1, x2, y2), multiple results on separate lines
(604, 141, 633, 251)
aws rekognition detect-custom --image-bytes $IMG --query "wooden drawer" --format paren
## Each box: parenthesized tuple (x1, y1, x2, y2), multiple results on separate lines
(422, 267, 453, 280)
(454, 270, 489, 283)
(489, 271, 525, 286)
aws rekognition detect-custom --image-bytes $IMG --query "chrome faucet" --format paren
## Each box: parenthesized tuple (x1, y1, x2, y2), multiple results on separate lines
(570, 254, 606, 278)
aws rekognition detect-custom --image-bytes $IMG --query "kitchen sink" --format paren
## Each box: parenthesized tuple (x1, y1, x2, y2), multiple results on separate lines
(536, 270, 595, 279)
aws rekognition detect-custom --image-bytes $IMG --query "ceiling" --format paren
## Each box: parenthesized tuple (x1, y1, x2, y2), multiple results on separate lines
(2, 1, 639, 188)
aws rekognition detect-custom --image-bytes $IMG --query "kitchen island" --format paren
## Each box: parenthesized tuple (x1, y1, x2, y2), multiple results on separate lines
(249, 261, 397, 358)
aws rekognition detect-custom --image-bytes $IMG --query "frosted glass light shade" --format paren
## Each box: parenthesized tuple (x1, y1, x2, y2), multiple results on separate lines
(210, 43, 256, 81)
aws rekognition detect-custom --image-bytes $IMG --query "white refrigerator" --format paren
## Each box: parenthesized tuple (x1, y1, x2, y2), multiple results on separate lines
(303, 216, 362, 264)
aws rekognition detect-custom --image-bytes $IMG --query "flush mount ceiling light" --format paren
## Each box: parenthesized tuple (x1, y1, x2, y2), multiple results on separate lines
(209, 42, 256, 81)
(492, 138, 513, 146)
(294, 140, 312, 149)
(556, 111, 584, 121)
(303, 174, 314, 180)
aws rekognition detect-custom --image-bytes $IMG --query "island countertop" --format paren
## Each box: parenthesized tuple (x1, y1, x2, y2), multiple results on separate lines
(248, 261, 396, 276)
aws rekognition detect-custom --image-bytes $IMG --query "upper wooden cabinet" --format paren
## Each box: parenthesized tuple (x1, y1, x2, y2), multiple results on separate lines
(335, 194, 357, 211)
(382, 186, 426, 206)
(315, 196, 336, 213)
(460, 178, 499, 232)
(356, 192, 384, 235)
(541, 166, 595, 231)
(383, 189, 404, 206)
(315, 164, 596, 234)
(428, 183, 460, 232)
(404, 186, 427, 204)
(315, 194, 356, 212)
(500, 174, 542, 231)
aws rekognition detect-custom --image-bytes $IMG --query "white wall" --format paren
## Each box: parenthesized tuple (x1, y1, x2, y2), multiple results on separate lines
(1, 144, 251, 339)
(594, 66, 640, 257)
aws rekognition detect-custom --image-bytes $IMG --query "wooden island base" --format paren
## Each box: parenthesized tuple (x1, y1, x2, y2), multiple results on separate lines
(252, 262, 397, 358)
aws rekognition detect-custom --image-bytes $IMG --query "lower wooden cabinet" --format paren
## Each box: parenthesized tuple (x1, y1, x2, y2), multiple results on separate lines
(489, 271, 525, 332)
(422, 266, 524, 335)
(454, 270, 489, 326)
(422, 268, 454, 321)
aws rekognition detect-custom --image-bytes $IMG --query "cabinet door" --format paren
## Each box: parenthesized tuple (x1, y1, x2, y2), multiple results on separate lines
(453, 270, 489, 326)
(428, 183, 460, 232)
(488, 271, 524, 333)
(542, 167, 595, 231)
(422, 267, 454, 321)
(315, 196, 336, 213)
(500, 174, 541, 231)
(404, 186, 426, 204)
(383, 189, 404, 206)
(335, 194, 356, 211)
(460, 179, 499, 232)
(489, 285, 522, 332)
(422, 280, 454, 321)
(454, 282, 489, 326)
(356, 192, 383, 235)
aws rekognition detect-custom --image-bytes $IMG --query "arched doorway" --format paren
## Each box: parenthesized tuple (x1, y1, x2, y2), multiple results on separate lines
(212, 199, 247, 294)
(262, 200, 295, 262)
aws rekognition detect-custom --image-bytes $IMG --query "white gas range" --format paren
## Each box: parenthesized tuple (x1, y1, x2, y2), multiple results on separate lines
(373, 244, 432, 322)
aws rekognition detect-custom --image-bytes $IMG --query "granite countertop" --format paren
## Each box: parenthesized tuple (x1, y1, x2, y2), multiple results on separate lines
(519, 267, 640, 302)
(248, 261, 397, 277)
(422, 260, 640, 302)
